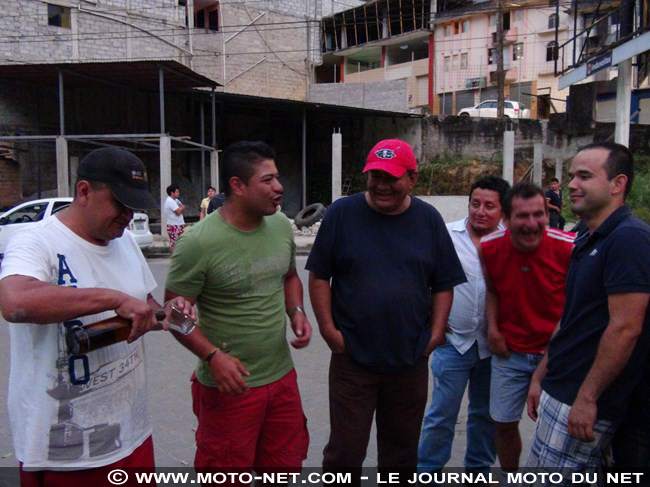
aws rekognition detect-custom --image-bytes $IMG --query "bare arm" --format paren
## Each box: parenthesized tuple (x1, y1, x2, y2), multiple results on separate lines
(481, 249, 509, 358)
(164, 289, 250, 395)
(284, 267, 312, 349)
(545, 198, 561, 213)
(527, 320, 561, 421)
(308, 272, 345, 353)
(0, 275, 159, 342)
(424, 289, 454, 355)
(174, 203, 185, 216)
(568, 292, 649, 441)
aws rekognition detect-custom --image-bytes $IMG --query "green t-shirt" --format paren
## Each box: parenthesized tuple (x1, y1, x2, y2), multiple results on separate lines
(165, 210, 296, 388)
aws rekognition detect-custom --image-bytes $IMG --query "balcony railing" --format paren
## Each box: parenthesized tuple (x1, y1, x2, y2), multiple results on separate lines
(555, 0, 648, 76)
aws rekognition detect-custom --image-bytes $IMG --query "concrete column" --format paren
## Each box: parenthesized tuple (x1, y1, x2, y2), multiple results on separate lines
(533, 143, 543, 187)
(56, 136, 69, 197)
(332, 131, 342, 202)
(210, 150, 219, 193)
(302, 109, 307, 208)
(69, 156, 79, 190)
(555, 155, 564, 182)
(555, 140, 565, 183)
(503, 131, 515, 186)
(160, 136, 172, 234)
(71, 9, 79, 60)
(615, 59, 632, 147)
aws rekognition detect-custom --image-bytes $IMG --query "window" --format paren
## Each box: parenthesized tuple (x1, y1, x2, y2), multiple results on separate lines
(444, 56, 450, 72)
(453, 22, 460, 35)
(444, 25, 452, 36)
(503, 12, 511, 30)
(548, 13, 558, 29)
(1, 203, 47, 225)
(546, 41, 558, 61)
(461, 53, 468, 69)
(462, 20, 469, 33)
(47, 4, 71, 28)
(513, 43, 523, 60)
(490, 14, 496, 26)
(195, 3, 219, 31)
(488, 48, 496, 65)
(504, 101, 514, 109)
(52, 201, 71, 214)
(452, 54, 459, 71)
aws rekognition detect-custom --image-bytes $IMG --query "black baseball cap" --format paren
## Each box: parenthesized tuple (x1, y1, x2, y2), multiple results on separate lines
(77, 147, 158, 210)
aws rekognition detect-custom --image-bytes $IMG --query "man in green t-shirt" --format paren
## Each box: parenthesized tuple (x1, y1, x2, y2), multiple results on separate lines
(165, 141, 312, 472)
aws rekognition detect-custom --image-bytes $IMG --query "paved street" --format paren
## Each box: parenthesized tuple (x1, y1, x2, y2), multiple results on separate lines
(0, 255, 536, 471)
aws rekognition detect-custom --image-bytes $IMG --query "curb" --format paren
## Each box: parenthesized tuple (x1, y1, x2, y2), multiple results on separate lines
(144, 246, 313, 259)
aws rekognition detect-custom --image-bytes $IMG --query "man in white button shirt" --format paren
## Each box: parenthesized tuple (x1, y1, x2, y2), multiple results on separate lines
(418, 175, 510, 473)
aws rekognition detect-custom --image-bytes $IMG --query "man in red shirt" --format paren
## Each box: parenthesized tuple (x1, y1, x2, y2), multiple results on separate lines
(480, 182, 574, 476)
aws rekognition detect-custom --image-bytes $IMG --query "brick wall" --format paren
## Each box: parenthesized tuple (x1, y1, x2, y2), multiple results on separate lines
(0, 157, 21, 208)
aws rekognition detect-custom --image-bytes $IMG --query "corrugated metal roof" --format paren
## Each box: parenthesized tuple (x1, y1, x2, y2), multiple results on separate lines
(0, 59, 219, 90)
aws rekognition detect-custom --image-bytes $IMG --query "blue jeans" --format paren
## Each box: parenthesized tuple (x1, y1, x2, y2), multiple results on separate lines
(417, 342, 495, 472)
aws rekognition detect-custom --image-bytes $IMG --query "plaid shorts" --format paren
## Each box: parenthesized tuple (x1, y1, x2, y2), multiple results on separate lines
(526, 391, 616, 472)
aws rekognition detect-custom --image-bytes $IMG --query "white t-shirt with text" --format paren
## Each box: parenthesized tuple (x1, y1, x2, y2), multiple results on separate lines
(0, 216, 156, 470)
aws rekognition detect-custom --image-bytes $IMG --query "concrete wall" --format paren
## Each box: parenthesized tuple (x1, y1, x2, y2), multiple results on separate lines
(419, 195, 468, 222)
(309, 80, 409, 113)
(340, 57, 430, 110)
(422, 116, 547, 160)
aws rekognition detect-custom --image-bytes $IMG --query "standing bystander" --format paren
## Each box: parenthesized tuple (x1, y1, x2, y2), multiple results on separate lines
(199, 186, 216, 220)
(164, 183, 185, 253)
(307, 139, 467, 471)
(0, 147, 194, 486)
(480, 182, 574, 477)
(164, 141, 312, 478)
(418, 175, 510, 474)
(545, 178, 565, 230)
(526, 143, 650, 473)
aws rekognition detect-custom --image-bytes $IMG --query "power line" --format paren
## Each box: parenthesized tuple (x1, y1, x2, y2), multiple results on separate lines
(0, 1, 586, 43)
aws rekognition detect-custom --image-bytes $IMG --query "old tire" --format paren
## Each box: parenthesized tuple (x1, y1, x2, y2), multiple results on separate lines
(294, 203, 326, 229)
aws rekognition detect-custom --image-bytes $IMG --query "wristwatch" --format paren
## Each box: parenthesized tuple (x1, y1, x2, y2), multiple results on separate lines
(288, 306, 305, 318)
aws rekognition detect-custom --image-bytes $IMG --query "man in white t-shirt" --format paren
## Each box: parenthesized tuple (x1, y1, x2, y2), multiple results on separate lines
(164, 184, 185, 253)
(0, 147, 194, 486)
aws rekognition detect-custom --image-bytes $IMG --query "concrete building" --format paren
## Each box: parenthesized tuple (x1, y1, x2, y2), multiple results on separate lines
(434, 1, 573, 118)
(311, 0, 579, 119)
(3, 0, 416, 219)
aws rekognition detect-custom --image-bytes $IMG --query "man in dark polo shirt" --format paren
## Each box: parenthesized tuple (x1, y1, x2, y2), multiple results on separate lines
(307, 139, 466, 470)
(526, 142, 650, 472)
(544, 178, 565, 230)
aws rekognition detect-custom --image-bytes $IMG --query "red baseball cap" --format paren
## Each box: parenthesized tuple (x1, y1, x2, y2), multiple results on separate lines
(363, 139, 417, 178)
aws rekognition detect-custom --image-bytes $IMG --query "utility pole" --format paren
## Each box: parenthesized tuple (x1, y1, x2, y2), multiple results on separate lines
(496, 0, 505, 119)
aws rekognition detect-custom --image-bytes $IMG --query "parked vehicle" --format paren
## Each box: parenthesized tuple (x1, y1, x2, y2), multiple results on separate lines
(458, 100, 531, 119)
(0, 197, 153, 263)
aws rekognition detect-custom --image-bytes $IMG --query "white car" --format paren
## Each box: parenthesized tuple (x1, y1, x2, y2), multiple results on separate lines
(0, 197, 153, 263)
(458, 100, 531, 119)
